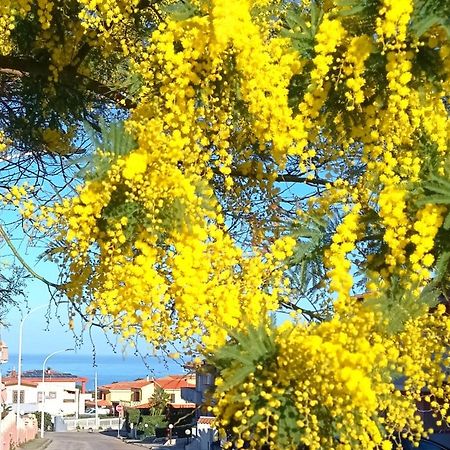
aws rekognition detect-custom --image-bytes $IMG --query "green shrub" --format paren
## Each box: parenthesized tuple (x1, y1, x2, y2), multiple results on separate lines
(137, 414, 167, 437)
(126, 408, 140, 426)
(34, 412, 53, 431)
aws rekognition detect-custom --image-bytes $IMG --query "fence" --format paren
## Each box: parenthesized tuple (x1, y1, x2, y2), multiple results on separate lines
(62, 417, 121, 431)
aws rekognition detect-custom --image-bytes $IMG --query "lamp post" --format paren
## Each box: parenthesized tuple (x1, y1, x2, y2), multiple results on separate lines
(185, 428, 191, 449)
(16, 304, 46, 437)
(40, 348, 74, 438)
(0, 327, 8, 440)
(94, 371, 98, 430)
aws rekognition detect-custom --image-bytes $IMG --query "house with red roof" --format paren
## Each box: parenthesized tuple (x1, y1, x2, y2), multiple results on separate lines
(3, 369, 90, 416)
(155, 375, 195, 404)
(95, 374, 196, 413)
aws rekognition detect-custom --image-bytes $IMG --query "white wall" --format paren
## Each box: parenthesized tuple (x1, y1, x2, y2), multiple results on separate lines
(5, 381, 84, 416)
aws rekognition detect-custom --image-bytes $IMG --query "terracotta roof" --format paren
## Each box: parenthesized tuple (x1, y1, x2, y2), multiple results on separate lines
(85, 399, 112, 407)
(99, 379, 153, 391)
(3, 377, 85, 385)
(169, 403, 196, 409)
(133, 402, 196, 409)
(4, 380, 38, 387)
(155, 375, 195, 390)
(98, 374, 195, 392)
(134, 402, 153, 409)
(198, 416, 215, 425)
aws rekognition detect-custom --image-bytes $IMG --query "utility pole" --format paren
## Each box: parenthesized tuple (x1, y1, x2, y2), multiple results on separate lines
(0, 326, 9, 440)
(17, 304, 46, 438)
(95, 371, 99, 429)
(40, 348, 74, 438)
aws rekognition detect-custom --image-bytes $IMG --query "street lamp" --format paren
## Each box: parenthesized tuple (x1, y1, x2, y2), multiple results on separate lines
(40, 348, 74, 438)
(0, 327, 8, 440)
(185, 428, 191, 449)
(17, 304, 46, 436)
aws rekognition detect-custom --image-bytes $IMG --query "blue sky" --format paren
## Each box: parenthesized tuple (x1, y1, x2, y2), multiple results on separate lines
(1, 276, 129, 357)
(0, 240, 144, 356)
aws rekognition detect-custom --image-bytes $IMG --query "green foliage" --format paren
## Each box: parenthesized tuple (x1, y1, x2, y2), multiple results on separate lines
(127, 408, 141, 425)
(80, 119, 138, 181)
(288, 216, 329, 294)
(334, 0, 379, 30)
(364, 278, 439, 334)
(419, 175, 450, 228)
(277, 400, 304, 447)
(34, 411, 53, 431)
(161, 0, 200, 21)
(150, 386, 171, 416)
(89, 118, 137, 157)
(97, 193, 150, 239)
(0, 264, 27, 323)
(210, 320, 278, 393)
(409, 0, 450, 39)
(137, 414, 167, 437)
(280, 1, 322, 58)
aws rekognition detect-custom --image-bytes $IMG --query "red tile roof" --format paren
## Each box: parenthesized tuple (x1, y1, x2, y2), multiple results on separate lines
(198, 416, 215, 425)
(155, 375, 195, 390)
(131, 402, 196, 409)
(99, 379, 153, 391)
(4, 380, 38, 387)
(85, 399, 112, 407)
(134, 402, 153, 409)
(169, 403, 196, 409)
(98, 375, 195, 392)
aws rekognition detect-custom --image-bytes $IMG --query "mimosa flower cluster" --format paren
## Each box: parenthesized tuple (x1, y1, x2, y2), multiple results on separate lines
(1, 0, 450, 448)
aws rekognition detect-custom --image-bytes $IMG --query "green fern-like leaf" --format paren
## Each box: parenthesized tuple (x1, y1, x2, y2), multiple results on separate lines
(409, 0, 450, 39)
(95, 118, 137, 156)
(364, 278, 439, 334)
(210, 321, 278, 393)
(161, 0, 200, 21)
(77, 119, 138, 181)
(417, 175, 450, 207)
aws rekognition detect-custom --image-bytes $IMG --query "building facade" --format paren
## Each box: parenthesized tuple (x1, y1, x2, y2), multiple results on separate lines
(97, 374, 196, 412)
(3, 370, 89, 417)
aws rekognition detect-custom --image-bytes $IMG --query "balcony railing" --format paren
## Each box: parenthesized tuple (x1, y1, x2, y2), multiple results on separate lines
(118, 400, 143, 407)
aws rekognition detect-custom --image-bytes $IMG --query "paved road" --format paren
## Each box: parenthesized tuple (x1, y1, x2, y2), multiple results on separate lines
(45, 432, 136, 450)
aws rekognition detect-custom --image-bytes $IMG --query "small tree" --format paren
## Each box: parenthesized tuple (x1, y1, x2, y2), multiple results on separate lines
(137, 415, 168, 438)
(149, 387, 171, 417)
(126, 408, 140, 430)
(34, 412, 53, 432)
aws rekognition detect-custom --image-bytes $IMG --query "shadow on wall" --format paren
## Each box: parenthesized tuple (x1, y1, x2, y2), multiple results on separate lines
(186, 427, 218, 450)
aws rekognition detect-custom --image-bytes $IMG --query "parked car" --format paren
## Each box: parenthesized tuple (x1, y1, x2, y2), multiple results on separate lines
(400, 438, 450, 449)
(84, 407, 110, 416)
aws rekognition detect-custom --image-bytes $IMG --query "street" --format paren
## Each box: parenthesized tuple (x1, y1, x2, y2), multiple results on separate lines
(44, 432, 135, 450)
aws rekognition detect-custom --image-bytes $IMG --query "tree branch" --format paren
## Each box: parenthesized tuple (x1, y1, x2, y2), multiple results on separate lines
(0, 55, 136, 109)
(0, 223, 61, 289)
(212, 166, 328, 186)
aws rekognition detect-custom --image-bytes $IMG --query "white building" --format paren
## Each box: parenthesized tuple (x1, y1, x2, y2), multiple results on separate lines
(3, 370, 90, 417)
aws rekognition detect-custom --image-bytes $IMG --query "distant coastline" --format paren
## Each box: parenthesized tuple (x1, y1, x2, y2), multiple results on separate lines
(2, 353, 185, 391)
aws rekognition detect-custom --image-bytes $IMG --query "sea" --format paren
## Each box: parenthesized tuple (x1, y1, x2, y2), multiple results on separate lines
(2, 352, 185, 391)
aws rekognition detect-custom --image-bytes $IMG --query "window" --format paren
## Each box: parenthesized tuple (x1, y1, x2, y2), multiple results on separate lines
(47, 392, 57, 399)
(12, 390, 25, 403)
(38, 392, 43, 403)
(132, 391, 141, 402)
(170, 394, 176, 403)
